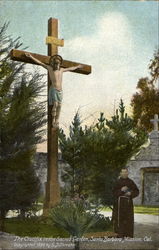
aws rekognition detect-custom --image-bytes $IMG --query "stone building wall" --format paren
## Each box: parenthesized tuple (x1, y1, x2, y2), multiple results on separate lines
(127, 131, 159, 205)
(33, 152, 66, 195)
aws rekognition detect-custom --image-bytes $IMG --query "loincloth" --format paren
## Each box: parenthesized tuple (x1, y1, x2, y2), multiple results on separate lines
(49, 86, 63, 105)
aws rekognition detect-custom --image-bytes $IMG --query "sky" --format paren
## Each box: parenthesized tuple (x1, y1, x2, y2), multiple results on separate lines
(0, 0, 158, 152)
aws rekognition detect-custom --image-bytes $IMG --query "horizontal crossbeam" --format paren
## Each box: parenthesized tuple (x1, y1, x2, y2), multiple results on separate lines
(10, 49, 91, 75)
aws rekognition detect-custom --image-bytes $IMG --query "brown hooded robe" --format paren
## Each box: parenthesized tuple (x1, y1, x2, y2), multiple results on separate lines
(112, 177, 139, 238)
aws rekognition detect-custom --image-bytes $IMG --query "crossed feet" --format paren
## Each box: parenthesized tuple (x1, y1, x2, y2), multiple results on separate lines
(52, 121, 59, 128)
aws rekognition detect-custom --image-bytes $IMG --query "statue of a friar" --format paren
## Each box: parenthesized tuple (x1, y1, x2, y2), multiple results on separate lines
(25, 53, 83, 127)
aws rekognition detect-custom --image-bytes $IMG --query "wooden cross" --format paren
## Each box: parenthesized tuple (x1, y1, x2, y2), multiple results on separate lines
(10, 18, 91, 216)
(150, 114, 159, 131)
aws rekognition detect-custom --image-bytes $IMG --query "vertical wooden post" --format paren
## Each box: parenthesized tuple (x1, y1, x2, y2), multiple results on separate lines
(141, 169, 145, 205)
(43, 18, 61, 216)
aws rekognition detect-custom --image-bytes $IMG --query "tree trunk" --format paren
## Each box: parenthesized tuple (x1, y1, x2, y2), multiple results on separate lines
(20, 209, 26, 219)
(0, 209, 7, 232)
(74, 240, 80, 250)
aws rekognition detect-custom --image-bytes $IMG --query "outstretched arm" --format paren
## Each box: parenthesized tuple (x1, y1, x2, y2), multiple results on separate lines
(62, 64, 83, 72)
(25, 53, 48, 69)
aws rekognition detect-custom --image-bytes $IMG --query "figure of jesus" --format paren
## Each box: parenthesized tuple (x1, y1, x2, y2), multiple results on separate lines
(25, 53, 83, 127)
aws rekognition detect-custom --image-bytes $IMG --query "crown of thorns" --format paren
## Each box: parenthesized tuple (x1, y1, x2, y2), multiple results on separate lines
(49, 55, 63, 65)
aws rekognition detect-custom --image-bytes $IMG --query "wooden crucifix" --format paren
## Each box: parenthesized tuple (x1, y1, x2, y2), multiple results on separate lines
(10, 18, 91, 216)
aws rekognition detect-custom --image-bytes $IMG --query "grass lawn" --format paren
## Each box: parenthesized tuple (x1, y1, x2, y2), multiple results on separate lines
(134, 205, 159, 215)
(101, 206, 159, 215)
(4, 216, 113, 238)
(4, 217, 69, 238)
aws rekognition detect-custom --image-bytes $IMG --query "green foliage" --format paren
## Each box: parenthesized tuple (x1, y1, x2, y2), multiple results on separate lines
(0, 22, 46, 225)
(59, 112, 87, 197)
(105, 99, 133, 132)
(88, 213, 112, 232)
(149, 49, 159, 84)
(59, 100, 148, 206)
(0, 168, 40, 212)
(86, 100, 147, 205)
(49, 200, 99, 238)
(131, 49, 159, 131)
(0, 23, 46, 171)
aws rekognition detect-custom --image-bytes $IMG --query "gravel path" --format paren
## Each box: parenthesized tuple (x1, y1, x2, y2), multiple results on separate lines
(101, 211, 159, 241)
